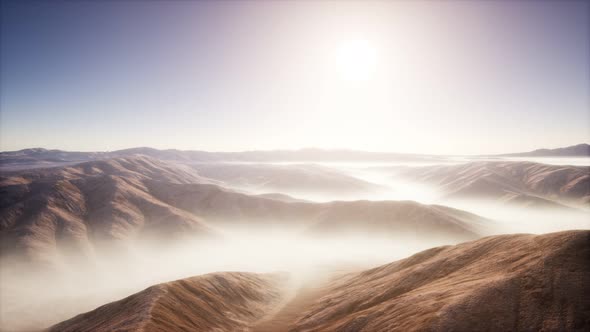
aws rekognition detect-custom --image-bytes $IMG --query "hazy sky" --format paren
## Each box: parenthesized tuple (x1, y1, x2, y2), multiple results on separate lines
(1, 1, 589, 154)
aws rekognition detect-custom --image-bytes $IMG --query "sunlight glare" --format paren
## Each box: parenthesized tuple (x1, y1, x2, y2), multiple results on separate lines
(335, 39, 378, 81)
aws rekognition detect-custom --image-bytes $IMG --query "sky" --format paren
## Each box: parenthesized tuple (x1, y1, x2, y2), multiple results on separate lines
(1, 0, 589, 155)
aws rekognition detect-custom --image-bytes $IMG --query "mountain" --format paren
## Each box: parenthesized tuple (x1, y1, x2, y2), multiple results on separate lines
(2, 144, 588, 172)
(0, 148, 107, 170)
(49, 272, 288, 332)
(501, 143, 590, 157)
(49, 230, 590, 331)
(0, 156, 220, 266)
(394, 161, 590, 208)
(0, 157, 489, 267)
(114, 147, 435, 163)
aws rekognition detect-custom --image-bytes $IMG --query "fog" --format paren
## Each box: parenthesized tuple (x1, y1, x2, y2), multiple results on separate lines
(340, 164, 590, 234)
(220, 161, 589, 236)
(210, 157, 590, 235)
(442, 199, 590, 234)
(0, 230, 461, 331)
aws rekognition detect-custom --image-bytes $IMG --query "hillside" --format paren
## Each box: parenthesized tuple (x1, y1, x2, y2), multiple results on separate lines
(49, 272, 288, 332)
(0, 156, 220, 266)
(49, 230, 590, 331)
(290, 230, 590, 331)
(394, 161, 590, 207)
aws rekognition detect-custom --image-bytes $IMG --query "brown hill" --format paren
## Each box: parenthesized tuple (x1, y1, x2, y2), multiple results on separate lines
(49, 272, 288, 332)
(291, 230, 590, 331)
(395, 161, 590, 208)
(49, 231, 590, 332)
(0, 156, 219, 266)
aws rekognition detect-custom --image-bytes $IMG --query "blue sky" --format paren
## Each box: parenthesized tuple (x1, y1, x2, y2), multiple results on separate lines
(1, 0, 588, 154)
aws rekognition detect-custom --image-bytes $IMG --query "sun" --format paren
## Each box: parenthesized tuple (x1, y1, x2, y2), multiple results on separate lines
(335, 39, 378, 81)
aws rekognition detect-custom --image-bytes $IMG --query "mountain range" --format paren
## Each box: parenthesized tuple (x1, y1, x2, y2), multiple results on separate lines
(1, 146, 589, 331)
(0, 156, 488, 267)
(1, 143, 588, 171)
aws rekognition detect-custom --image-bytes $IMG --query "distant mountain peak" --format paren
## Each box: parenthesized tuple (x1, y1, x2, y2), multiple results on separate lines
(502, 143, 590, 157)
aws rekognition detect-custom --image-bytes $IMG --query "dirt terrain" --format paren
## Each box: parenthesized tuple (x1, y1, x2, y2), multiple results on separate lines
(50, 230, 590, 331)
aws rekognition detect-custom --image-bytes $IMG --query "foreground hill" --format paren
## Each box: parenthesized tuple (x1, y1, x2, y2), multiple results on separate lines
(0, 157, 488, 266)
(50, 230, 590, 331)
(49, 272, 288, 332)
(292, 230, 590, 331)
(394, 161, 590, 208)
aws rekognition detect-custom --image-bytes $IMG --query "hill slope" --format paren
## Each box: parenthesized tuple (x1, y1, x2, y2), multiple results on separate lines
(49, 231, 590, 331)
(0, 156, 219, 266)
(49, 272, 288, 332)
(291, 230, 590, 331)
(395, 161, 590, 207)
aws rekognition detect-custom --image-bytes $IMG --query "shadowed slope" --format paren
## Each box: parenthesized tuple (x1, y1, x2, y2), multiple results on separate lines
(0, 156, 219, 266)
